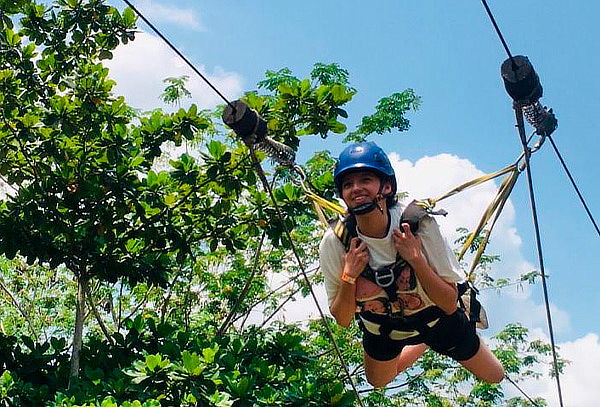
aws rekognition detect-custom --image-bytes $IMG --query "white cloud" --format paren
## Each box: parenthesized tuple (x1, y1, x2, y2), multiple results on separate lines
(104, 31, 243, 111)
(507, 332, 600, 407)
(132, 0, 205, 31)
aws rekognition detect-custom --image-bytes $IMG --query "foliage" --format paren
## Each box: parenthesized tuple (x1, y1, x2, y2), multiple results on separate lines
(345, 90, 421, 142)
(0, 257, 75, 340)
(161, 76, 192, 107)
(0, 316, 354, 407)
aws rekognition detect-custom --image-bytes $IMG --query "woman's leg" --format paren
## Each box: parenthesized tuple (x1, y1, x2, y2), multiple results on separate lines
(459, 338, 504, 383)
(364, 344, 428, 388)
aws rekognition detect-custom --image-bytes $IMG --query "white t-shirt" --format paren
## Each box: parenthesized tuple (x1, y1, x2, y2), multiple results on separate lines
(319, 201, 463, 312)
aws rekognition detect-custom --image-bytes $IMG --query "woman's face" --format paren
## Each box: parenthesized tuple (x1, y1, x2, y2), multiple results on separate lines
(340, 171, 390, 209)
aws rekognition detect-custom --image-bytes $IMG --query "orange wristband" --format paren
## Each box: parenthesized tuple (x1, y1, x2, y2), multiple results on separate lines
(341, 272, 356, 285)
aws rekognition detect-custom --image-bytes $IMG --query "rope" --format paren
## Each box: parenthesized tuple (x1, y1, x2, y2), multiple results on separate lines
(119, 0, 236, 110)
(246, 145, 366, 407)
(429, 163, 518, 206)
(464, 169, 520, 280)
(548, 135, 600, 237)
(505, 375, 542, 407)
(514, 106, 565, 407)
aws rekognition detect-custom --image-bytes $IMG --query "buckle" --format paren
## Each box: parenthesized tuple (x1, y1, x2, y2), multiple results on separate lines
(374, 267, 395, 288)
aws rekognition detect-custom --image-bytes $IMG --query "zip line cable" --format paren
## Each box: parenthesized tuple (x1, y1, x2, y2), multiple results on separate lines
(119, 0, 236, 111)
(505, 375, 542, 407)
(480, 0, 516, 68)
(515, 108, 565, 407)
(547, 135, 600, 237)
(478, 2, 566, 406)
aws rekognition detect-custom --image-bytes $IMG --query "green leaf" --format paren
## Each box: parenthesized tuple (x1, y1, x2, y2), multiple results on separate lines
(122, 7, 137, 26)
(163, 194, 176, 205)
(329, 120, 347, 134)
(4, 28, 20, 47)
(335, 107, 348, 118)
(207, 140, 226, 159)
(130, 155, 145, 167)
(145, 354, 162, 372)
(147, 170, 158, 186)
(277, 82, 294, 95)
(283, 183, 295, 200)
(202, 346, 218, 364)
(99, 50, 113, 60)
(182, 350, 204, 375)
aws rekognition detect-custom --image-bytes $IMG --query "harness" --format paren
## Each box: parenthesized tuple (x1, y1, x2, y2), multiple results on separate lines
(331, 200, 487, 336)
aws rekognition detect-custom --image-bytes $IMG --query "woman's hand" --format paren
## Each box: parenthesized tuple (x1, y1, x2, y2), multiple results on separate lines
(343, 237, 369, 278)
(393, 223, 424, 264)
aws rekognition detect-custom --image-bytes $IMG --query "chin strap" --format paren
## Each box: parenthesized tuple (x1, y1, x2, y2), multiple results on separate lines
(348, 185, 387, 216)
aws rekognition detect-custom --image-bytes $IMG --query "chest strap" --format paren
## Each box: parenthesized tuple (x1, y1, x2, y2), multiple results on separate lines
(331, 200, 429, 294)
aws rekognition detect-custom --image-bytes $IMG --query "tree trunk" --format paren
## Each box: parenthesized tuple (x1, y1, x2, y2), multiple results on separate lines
(69, 275, 87, 388)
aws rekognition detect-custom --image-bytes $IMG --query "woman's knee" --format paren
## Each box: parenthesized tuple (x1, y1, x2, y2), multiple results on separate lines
(364, 353, 398, 388)
(460, 340, 505, 383)
(366, 372, 394, 388)
(481, 365, 505, 384)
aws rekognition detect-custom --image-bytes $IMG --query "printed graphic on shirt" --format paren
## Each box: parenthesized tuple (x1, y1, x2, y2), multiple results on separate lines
(355, 263, 433, 316)
(396, 265, 416, 291)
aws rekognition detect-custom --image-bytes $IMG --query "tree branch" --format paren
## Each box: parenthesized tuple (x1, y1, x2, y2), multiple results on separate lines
(83, 281, 114, 346)
(0, 276, 39, 341)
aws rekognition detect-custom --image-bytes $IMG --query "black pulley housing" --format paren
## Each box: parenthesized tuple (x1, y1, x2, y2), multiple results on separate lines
(222, 100, 268, 142)
(501, 55, 543, 103)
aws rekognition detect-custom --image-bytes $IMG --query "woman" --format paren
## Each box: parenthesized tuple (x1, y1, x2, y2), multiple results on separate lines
(319, 142, 504, 387)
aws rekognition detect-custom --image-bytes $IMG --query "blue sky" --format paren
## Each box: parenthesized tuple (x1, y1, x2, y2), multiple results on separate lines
(101, 1, 599, 405)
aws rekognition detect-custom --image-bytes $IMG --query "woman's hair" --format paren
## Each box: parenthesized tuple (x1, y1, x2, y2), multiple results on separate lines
(383, 176, 398, 208)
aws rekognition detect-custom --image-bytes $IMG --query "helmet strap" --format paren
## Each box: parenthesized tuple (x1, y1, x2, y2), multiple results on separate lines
(348, 184, 386, 216)
(348, 201, 379, 216)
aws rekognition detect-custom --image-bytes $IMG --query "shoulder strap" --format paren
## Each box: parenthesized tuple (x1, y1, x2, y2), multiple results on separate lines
(331, 215, 357, 252)
(400, 200, 430, 234)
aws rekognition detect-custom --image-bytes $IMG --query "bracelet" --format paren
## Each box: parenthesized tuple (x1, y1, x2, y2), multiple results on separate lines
(341, 272, 356, 285)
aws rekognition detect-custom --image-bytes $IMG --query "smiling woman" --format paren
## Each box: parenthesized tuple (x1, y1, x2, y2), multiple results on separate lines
(321, 142, 504, 387)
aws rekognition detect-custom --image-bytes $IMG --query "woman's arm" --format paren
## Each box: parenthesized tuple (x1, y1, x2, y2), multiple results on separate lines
(329, 237, 369, 327)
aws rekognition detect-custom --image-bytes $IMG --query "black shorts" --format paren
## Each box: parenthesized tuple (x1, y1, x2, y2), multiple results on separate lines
(362, 309, 480, 362)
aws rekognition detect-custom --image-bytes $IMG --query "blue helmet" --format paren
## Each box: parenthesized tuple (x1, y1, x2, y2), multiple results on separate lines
(334, 142, 397, 195)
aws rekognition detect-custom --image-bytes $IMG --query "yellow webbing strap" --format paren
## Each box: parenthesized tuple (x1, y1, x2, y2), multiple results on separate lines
(304, 191, 345, 228)
(457, 169, 520, 280)
(412, 165, 521, 281)
(465, 170, 520, 280)
(293, 165, 346, 227)
(427, 164, 517, 207)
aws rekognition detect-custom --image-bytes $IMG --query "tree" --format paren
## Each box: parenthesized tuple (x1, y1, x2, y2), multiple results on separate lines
(0, 0, 212, 382)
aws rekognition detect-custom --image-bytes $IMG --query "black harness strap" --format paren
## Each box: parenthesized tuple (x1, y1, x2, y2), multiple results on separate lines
(458, 281, 484, 329)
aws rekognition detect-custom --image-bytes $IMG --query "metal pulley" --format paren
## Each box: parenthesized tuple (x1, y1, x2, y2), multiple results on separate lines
(501, 55, 543, 103)
(501, 56, 557, 137)
(222, 100, 268, 144)
(222, 100, 296, 166)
